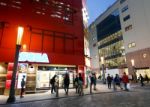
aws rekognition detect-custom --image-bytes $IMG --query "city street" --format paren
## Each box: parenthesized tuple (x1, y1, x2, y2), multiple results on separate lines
(0, 82, 150, 107)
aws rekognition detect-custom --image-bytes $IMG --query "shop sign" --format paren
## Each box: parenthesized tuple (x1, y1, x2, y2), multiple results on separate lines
(19, 52, 49, 63)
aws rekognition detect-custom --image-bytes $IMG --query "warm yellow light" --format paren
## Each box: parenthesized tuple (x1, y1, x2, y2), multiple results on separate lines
(131, 59, 135, 66)
(101, 57, 104, 64)
(17, 26, 24, 45)
(23, 44, 27, 51)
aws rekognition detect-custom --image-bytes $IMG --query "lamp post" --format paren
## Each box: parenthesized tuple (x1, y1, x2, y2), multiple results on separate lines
(101, 57, 106, 84)
(131, 59, 137, 82)
(7, 26, 24, 103)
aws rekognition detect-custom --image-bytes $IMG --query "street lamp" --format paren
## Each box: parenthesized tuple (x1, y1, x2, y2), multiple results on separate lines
(131, 59, 137, 82)
(7, 26, 24, 103)
(101, 57, 106, 84)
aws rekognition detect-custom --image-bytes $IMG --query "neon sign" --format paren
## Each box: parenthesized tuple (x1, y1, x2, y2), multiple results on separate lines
(19, 52, 49, 63)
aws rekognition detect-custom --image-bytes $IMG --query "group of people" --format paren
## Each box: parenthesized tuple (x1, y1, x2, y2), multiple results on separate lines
(106, 72, 129, 91)
(50, 73, 84, 96)
(138, 74, 149, 87)
(106, 72, 150, 91)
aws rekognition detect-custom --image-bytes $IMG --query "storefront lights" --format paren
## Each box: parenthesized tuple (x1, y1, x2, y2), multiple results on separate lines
(101, 57, 104, 64)
(131, 59, 135, 66)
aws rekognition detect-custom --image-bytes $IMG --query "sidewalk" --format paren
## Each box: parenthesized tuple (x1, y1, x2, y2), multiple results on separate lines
(0, 81, 149, 105)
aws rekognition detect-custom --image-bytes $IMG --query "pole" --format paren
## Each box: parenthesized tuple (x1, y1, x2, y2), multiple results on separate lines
(7, 45, 21, 103)
(102, 64, 106, 84)
(132, 66, 137, 83)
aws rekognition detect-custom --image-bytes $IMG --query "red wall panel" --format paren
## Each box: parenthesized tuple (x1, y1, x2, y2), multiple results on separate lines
(1, 27, 16, 49)
(54, 37, 64, 53)
(30, 34, 42, 52)
(43, 35, 54, 53)
(65, 39, 74, 54)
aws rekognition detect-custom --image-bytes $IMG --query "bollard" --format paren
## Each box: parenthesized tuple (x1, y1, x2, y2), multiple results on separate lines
(56, 80, 59, 97)
(90, 84, 92, 94)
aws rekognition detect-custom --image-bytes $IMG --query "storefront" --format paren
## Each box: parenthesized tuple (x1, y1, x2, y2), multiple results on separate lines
(0, 62, 77, 95)
(136, 68, 150, 79)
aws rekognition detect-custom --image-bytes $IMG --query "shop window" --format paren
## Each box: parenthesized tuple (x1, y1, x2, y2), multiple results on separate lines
(123, 15, 130, 22)
(128, 42, 136, 48)
(122, 5, 128, 13)
(125, 25, 132, 31)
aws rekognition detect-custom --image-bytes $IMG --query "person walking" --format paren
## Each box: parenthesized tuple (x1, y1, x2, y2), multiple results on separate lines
(113, 74, 122, 90)
(122, 72, 129, 91)
(107, 74, 112, 89)
(93, 73, 97, 90)
(64, 73, 70, 95)
(74, 75, 78, 93)
(139, 74, 144, 86)
(145, 74, 149, 83)
(50, 75, 57, 94)
(78, 73, 84, 96)
(90, 74, 94, 93)
(20, 75, 26, 98)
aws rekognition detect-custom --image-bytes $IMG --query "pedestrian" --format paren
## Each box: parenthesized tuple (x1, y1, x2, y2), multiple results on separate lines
(50, 75, 56, 94)
(93, 73, 97, 90)
(64, 73, 70, 95)
(139, 74, 144, 86)
(145, 74, 149, 83)
(78, 73, 84, 96)
(107, 74, 112, 89)
(20, 75, 26, 98)
(113, 74, 122, 90)
(74, 75, 78, 93)
(90, 74, 94, 93)
(122, 72, 129, 91)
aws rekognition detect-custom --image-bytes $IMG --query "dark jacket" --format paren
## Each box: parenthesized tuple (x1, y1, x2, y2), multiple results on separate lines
(107, 76, 112, 83)
(64, 76, 70, 86)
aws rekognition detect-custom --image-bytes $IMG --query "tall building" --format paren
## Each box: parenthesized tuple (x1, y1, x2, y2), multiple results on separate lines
(0, 0, 85, 95)
(119, 0, 150, 78)
(89, 0, 150, 78)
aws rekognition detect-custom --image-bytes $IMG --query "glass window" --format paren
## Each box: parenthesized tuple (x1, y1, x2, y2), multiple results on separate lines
(128, 42, 136, 48)
(125, 25, 132, 31)
(120, 0, 126, 4)
(96, 9, 121, 41)
(122, 5, 128, 13)
(123, 15, 130, 22)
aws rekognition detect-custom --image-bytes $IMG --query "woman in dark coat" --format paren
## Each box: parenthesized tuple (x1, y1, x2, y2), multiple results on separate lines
(64, 73, 70, 95)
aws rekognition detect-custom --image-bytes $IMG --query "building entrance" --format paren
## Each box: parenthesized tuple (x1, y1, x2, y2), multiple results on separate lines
(36, 70, 74, 90)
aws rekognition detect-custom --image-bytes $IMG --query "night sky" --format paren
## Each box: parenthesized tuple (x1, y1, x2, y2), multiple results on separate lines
(87, 0, 117, 25)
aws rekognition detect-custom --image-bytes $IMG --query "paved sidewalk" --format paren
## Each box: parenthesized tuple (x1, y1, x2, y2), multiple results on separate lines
(0, 81, 149, 105)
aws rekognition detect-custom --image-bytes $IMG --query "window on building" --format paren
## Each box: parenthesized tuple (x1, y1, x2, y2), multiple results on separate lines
(122, 5, 128, 13)
(128, 42, 136, 48)
(120, 0, 126, 4)
(123, 15, 130, 21)
(125, 25, 132, 31)
(93, 43, 96, 47)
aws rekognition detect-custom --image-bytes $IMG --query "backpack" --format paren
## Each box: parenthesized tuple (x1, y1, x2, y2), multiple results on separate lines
(50, 79, 54, 84)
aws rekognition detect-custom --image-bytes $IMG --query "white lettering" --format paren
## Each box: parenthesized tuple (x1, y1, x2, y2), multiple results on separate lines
(19, 52, 49, 63)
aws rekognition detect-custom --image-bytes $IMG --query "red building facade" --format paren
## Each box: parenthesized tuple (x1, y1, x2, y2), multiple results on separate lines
(0, 0, 85, 64)
(0, 0, 85, 94)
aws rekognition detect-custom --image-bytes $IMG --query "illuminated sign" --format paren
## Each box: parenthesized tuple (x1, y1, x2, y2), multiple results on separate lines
(19, 52, 49, 63)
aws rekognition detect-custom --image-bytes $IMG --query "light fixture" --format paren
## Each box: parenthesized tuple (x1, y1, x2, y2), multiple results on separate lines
(101, 57, 104, 64)
(131, 59, 135, 66)
(17, 26, 24, 45)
